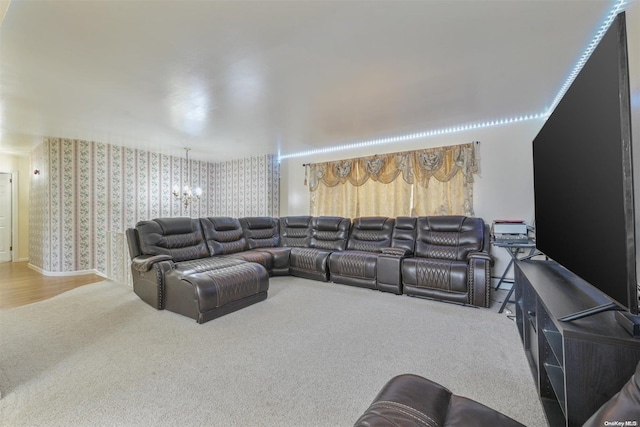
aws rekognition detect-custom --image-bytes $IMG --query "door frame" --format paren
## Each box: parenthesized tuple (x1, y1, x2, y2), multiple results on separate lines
(0, 170, 19, 262)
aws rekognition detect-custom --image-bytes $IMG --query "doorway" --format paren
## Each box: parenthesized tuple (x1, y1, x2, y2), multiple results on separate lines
(0, 172, 12, 262)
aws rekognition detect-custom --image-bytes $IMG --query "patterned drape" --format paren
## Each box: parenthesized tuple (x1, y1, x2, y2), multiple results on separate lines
(307, 142, 477, 218)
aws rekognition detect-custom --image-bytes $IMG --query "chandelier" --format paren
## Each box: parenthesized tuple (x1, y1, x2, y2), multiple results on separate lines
(172, 148, 202, 207)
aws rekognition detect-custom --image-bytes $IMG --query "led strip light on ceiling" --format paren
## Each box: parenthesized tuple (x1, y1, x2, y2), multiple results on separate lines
(547, 0, 628, 114)
(278, 112, 547, 160)
(278, 0, 629, 162)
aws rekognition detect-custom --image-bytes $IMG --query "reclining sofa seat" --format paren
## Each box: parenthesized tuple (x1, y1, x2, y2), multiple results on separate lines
(128, 217, 237, 308)
(328, 217, 395, 290)
(401, 216, 493, 307)
(278, 215, 313, 277)
(286, 216, 351, 281)
(200, 217, 275, 273)
(127, 217, 269, 323)
(279, 216, 313, 247)
(239, 217, 290, 276)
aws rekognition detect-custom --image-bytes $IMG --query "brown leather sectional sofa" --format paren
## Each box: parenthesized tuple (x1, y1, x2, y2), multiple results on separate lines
(126, 215, 493, 323)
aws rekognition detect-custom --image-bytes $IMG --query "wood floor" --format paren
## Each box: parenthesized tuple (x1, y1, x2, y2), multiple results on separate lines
(0, 261, 104, 310)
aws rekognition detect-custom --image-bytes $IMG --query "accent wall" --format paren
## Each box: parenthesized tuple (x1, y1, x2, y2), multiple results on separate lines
(30, 138, 279, 274)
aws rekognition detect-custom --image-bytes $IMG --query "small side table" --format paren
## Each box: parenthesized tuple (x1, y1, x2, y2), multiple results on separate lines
(492, 240, 539, 314)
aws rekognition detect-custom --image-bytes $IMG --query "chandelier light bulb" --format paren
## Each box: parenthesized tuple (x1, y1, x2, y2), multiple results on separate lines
(172, 148, 203, 208)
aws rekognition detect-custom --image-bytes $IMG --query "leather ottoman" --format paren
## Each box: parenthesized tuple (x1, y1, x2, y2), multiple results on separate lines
(164, 262, 269, 324)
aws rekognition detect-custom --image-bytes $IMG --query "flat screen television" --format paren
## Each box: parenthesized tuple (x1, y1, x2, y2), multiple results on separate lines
(532, 11, 638, 319)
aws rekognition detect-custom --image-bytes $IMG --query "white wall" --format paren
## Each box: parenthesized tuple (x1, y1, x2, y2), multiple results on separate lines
(279, 118, 545, 284)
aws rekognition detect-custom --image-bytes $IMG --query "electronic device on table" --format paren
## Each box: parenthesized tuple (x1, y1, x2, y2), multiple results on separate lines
(492, 220, 531, 244)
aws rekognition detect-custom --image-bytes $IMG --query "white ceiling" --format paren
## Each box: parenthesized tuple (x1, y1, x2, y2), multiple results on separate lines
(0, 0, 628, 162)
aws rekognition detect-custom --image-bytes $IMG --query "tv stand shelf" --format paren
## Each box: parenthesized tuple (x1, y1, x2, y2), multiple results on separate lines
(514, 259, 640, 427)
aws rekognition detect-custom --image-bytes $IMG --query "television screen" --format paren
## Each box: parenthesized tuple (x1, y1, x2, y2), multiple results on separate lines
(532, 12, 637, 315)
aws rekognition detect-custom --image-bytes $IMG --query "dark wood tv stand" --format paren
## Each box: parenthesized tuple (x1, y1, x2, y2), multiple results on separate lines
(514, 259, 640, 427)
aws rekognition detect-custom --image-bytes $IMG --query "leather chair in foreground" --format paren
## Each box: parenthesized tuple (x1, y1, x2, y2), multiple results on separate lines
(583, 359, 640, 427)
(355, 362, 640, 427)
(354, 374, 525, 427)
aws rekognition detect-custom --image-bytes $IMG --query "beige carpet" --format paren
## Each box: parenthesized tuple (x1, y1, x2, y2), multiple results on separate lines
(0, 277, 546, 426)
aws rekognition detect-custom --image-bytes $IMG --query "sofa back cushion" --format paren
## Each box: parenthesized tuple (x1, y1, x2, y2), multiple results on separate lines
(280, 216, 313, 247)
(392, 217, 417, 255)
(415, 216, 484, 261)
(200, 217, 248, 255)
(346, 217, 394, 253)
(310, 216, 351, 251)
(136, 217, 209, 261)
(239, 217, 280, 249)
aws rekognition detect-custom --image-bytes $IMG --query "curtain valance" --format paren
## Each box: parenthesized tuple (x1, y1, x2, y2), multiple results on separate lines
(306, 142, 478, 191)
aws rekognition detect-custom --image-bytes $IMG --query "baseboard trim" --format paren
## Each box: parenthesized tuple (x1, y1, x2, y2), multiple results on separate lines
(15, 257, 29, 262)
(27, 263, 106, 278)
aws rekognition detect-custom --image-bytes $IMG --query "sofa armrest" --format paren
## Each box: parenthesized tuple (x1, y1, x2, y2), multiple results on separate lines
(377, 252, 409, 295)
(467, 251, 494, 266)
(132, 254, 173, 272)
(381, 247, 411, 257)
(467, 252, 493, 308)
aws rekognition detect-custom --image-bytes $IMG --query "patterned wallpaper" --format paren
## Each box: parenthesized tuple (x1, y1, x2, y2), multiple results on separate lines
(29, 137, 280, 273)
